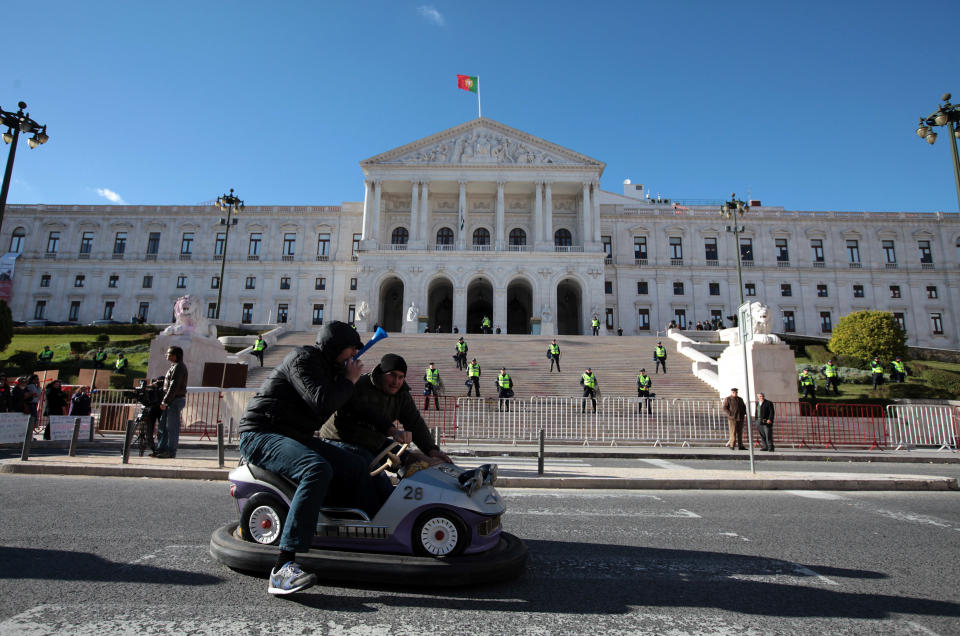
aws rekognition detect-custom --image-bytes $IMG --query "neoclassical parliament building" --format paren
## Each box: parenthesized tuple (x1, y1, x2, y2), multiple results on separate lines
(3, 118, 959, 348)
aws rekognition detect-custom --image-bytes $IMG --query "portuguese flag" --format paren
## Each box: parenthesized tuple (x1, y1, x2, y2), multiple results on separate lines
(456, 74, 478, 93)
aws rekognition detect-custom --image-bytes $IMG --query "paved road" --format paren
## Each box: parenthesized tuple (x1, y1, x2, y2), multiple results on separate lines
(1, 474, 958, 634)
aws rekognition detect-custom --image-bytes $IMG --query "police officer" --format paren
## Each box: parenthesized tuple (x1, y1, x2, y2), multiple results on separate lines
(253, 335, 267, 367)
(455, 337, 468, 371)
(496, 367, 514, 412)
(114, 353, 129, 373)
(870, 357, 884, 389)
(591, 315, 600, 336)
(580, 367, 598, 413)
(466, 358, 481, 396)
(891, 357, 906, 383)
(423, 362, 441, 411)
(37, 345, 54, 367)
(798, 369, 816, 399)
(481, 316, 492, 334)
(636, 368, 652, 415)
(654, 342, 667, 374)
(822, 359, 840, 395)
(93, 347, 108, 369)
(547, 339, 561, 373)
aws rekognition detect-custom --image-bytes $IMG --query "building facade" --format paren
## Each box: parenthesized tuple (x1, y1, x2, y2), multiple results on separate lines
(3, 117, 959, 347)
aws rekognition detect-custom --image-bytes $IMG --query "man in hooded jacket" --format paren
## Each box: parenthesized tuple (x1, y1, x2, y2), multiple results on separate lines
(238, 321, 379, 596)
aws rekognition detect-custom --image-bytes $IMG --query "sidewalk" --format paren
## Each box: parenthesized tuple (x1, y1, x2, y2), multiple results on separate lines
(1, 437, 957, 491)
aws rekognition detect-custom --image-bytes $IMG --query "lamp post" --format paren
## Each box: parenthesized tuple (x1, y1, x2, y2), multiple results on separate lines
(214, 188, 243, 320)
(915, 92, 960, 212)
(720, 193, 755, 472)
(0, 101, 49, 235)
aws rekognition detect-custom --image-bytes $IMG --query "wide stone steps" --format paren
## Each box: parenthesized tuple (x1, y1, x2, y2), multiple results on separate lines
(243, 332, 718, 402)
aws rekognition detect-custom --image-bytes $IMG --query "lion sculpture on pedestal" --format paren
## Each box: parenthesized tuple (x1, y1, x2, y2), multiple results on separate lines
(161, 294, 218, 340)
(749, 302, 781, 344)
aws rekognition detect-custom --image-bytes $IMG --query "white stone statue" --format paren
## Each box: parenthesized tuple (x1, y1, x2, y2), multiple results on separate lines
(406, 302, 419, 322)
(161, 294, 217, 339)
(541, 304, 552, 322)
(356, 301, 370, 321)
(750, 302, 782, 344)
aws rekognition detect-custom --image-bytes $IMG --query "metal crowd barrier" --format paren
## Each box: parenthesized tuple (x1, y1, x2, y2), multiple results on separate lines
(88, 387, 222, 439)
(885, 404, 959, 451)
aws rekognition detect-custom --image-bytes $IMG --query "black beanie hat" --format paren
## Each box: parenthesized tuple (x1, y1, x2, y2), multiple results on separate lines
(380, 353, 407, 375)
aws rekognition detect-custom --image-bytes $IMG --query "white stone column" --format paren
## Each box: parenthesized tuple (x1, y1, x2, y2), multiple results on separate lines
(495, 180, 505, 250)
(457, 180, 467, 249)
(493, 288, 507, 334)
(361, 180, 373, 240)
(544, 182, 553, 248)
(452, 286, 467, 333)
(582, 182, 592, 246)
(420, 180, 430, 246)
(592, 180, 602, 243)
(410, 181, 420, 241)
(371, 179, 382, 246)
(534, 180, 543, 246)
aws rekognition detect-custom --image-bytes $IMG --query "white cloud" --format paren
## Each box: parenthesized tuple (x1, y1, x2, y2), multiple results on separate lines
(418, 5, 444, 26)
(96, 188, 126, 204)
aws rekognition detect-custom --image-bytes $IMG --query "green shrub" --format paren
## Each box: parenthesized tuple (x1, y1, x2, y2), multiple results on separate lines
(829, 311, 907, 362)
(880, 383, 939, 399)
(806, 345, 833, 365)
(5, 350, 37, 371)
(920, 369, 960, 395)
(69, 341, 95, 355)
(836, 354, 868, 370)
(95, 334, 110, 343)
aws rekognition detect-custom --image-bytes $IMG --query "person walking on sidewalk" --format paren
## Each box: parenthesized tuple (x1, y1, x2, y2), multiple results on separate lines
(756, 392, 775, 452)
(466, 358, 481, 396)
(721, 387, 746, 450)
(496, 367, 514, 412)
(580, 367, 598, 413)
(654, 341, 667, 373)
(252, 335, 267, 367)
(454, 337, 468, 371)
(636, 368, 653, 415)
(154, 346, 188, 459)
(423, 362, 441, 411)
(547, 339, 561, 372)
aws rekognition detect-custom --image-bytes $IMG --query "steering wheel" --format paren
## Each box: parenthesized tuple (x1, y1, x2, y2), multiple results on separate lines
(368, 442, 409, 476)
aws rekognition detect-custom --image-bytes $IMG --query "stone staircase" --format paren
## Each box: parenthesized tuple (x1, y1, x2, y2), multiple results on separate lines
(244, 332, 719, 401)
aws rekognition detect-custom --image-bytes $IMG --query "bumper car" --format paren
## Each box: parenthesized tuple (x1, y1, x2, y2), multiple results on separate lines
(209, 443, 527, 586)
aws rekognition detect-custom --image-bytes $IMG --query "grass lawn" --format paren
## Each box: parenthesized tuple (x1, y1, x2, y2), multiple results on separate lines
(1, 333, 155, 387)
(793, 354, 960, 401)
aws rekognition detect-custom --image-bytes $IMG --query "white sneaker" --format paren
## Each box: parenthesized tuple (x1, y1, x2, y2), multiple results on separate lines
(268, 561, 317, 595)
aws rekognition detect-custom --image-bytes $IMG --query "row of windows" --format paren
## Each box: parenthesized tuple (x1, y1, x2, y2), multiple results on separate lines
(38, 274, 360, 292)
(390, 227, 575, 247)
(607, 280, 941, 300)
(617, 235, 951, 266)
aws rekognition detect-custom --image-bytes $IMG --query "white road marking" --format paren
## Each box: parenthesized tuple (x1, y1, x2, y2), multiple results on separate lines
(787, 491, 960, 531)
(516, 508, 701, 518)
(718, 531, 750, 541)
(792, 563, 839, 586)
(786, 491, 845, 500)
(639, 458, 690, 470)
(499, 490, 665, 500)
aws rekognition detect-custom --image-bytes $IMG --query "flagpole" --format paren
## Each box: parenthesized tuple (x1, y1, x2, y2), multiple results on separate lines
(477, 75, 482, 119)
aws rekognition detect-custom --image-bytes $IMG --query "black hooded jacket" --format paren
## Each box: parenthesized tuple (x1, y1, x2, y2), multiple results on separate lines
(239, 321, 364, 444)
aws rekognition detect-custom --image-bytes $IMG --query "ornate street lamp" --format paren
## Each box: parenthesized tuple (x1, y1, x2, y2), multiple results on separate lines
(0, 101, 49, 235)
(214, 188, 244, 320)
(915, 92, 960, 211)
(720, 193, 755, 472)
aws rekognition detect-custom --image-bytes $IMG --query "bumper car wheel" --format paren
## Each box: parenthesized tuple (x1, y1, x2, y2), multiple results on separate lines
(412, 509, 467, 558)
(240, 494, 288, 546)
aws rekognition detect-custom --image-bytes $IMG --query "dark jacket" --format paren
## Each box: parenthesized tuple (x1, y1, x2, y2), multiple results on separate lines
(162, 362, 188, 405)
(9, 385, 26, 413)
(722, 395, 747, 421)
(240, 321, 363, 444)
(321, 365, 437, 455)
(69, 392, 92, 416)
(756, 399, 775, 424)
(43, 385, 68, 416)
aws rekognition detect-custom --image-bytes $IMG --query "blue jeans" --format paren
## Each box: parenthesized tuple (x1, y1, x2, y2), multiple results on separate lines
(239, 431, 379, 553)
(326, 440, 394, 507)
(156, 397, 186, 457)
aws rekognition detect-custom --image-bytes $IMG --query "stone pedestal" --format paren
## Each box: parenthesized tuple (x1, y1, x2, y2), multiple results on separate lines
(716, 341, 796, 406)
(147, 334, 233, 386)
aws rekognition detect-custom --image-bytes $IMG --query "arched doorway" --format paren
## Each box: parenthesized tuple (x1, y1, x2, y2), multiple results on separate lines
(466, 278, 493, 333)
(428, 277, 453, 332)
(556, 278, 582, 335)
(506, 278, 533, 334)
(378, 277, 404, 332)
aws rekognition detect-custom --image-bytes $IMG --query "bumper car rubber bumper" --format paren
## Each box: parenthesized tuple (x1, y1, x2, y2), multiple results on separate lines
(209, 522, 527, 586)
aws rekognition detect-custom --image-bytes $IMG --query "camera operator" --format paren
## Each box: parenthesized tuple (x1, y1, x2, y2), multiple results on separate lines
(126, 377, 164, 454)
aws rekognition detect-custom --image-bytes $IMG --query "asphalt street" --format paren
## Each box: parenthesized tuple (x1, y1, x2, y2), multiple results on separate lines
(1, 474, 958, 634)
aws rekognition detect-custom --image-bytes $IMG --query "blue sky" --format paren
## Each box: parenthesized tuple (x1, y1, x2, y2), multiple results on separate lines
(3, 1, 957, 212)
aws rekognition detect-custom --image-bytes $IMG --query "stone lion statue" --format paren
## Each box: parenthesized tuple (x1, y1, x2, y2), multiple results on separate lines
(750, 302, 781, 344)
(161, 294, 217, 339)
(356, 301, 370, 321)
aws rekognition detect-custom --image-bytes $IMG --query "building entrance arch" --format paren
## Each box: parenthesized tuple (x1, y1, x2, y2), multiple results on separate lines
(466, 278, 493, 334)
(506, 279, 533, 334)
(556, 278, 583, 335)
(428, 277, 453, 333)
(378, 277, 404, 332)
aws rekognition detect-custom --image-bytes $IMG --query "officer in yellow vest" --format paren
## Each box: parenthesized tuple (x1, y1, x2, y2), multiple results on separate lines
(591, 315, 600, 336)
(580, 367, 598, 413)
(455, 337, 468, 371)
(114, 353, 128, 373)
(654, 342, 667, 373)
(466, 358, 481, 397)
(496, 367, 514, 412)
(636, 368, 653, 415)
(891, 357, 906, 383)
(822, 360, 840, 395)
(481, 316, 492, 334)
(93, 347, 107, 369)
(870, 357, 884, 389)
(547, 339, 561, 373)
(37, 346, 54, 368)
(798, 369, 816, 399)
(423, 362, 441, 411)
(253, 335, 267, 367)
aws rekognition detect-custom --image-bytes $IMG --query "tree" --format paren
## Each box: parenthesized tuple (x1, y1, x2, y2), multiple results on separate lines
(828, 310, 907, 362)
(0, 300, 12, 353)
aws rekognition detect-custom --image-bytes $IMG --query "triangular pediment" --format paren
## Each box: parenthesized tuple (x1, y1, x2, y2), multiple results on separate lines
(361, 118, 605, 170)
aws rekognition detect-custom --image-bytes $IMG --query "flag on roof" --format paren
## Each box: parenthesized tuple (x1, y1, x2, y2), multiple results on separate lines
(457, 75, 478, 93)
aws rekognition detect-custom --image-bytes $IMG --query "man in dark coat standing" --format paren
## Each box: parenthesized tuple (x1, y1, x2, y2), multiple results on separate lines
(721, 387, 747, 450)
(755, 392, 775, 452)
